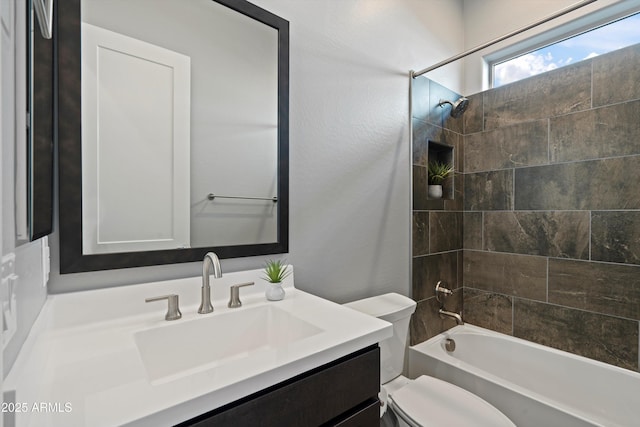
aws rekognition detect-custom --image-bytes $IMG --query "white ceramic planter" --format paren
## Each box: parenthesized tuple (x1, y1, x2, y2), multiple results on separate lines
(265, 282, 285, 301)
(428, 184, 443, 199)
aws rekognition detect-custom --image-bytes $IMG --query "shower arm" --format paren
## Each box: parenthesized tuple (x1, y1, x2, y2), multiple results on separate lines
(411, 0, 597, 78)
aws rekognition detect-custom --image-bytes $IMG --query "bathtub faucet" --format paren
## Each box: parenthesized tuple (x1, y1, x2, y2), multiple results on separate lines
(439, 308, 464, 325)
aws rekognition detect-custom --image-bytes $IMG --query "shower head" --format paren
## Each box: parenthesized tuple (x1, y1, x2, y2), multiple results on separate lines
(438, 97, 469, 118)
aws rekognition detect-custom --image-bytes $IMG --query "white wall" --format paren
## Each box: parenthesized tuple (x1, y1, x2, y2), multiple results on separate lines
(48, 0, 465, 304)
(0, 0, 7, 404)
(462, 0, 640, 94)
(1, 0, 48, 377)
(254, 0, 464, 302)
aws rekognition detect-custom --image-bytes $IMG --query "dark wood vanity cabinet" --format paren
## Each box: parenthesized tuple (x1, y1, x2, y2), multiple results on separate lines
(178, 345, 380, 427)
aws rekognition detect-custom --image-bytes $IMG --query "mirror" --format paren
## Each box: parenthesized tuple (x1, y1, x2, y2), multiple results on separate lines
(12, 0, 54, 248)
(33, 0, 53, 39)
(57, 0, 289, 273)
(28, 0, 54, 242)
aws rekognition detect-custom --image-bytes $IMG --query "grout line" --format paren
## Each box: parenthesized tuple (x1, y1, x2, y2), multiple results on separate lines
(481, 211, 485, 250)
(463, 152, 640, 174)
(546, 257, 549, 303)
(463, 249, 640, 268)
(590, 61, 594, 109)
(465, 287, 640, 322)
(589, 211, 593, 262)
(427, 211, 431, 255)
(512, 168, 516, 211)
(511, 296, 515, 336)
(547, 118, 551, 164)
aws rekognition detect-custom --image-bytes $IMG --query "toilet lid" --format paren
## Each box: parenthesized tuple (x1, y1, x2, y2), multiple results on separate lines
(389, 376, 515, 427)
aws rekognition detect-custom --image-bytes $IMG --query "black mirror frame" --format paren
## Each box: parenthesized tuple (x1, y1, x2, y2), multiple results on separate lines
(57, 0, 289, 274)
(25, 0, 54, 243)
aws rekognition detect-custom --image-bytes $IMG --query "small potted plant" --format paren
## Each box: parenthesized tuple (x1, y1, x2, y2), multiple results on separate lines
(427, 161, 453, 199)
(262, 259, 291, 301)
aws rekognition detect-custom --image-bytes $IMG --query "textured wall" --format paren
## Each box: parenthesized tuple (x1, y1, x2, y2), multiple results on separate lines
(462, 43, 640, 371)
(1, 0, 49, 376)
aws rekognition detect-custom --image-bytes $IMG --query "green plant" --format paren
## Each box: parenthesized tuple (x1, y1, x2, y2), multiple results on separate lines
(262, 259, 291, 283)
(427, 161, 454, 185)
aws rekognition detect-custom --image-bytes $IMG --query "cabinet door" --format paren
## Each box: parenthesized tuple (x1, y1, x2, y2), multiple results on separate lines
(179, 346, 380, 427)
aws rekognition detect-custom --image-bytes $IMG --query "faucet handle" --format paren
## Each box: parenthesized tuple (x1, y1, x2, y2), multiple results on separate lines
(228, 282, 255, 308)
(145, 294, 182, 321)
(435, 280, 453, 303)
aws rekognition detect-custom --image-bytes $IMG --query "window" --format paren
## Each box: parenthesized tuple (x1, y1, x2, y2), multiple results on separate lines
(492, 12, 640, 88)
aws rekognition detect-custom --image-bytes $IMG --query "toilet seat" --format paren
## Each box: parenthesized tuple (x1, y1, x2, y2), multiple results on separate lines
(388, 375, 515, 427)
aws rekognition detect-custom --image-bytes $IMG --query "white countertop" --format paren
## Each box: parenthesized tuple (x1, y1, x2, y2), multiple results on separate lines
(5, 268, 392, 426)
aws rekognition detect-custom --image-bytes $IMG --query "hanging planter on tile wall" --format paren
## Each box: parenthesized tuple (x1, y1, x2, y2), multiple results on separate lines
(427, 161, 453, 199)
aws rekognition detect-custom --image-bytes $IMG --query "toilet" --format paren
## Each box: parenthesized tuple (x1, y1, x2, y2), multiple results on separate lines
(344, 293, 515, 427)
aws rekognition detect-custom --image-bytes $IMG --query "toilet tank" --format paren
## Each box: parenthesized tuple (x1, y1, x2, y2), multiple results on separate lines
(344, 293, 416, 383)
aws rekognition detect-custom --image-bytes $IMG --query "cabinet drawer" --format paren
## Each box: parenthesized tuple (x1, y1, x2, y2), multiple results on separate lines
(180, 345, 380, 427)
(329, 399, 380, 427)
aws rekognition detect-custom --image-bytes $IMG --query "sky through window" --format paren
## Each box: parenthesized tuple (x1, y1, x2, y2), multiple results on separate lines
(493, 12, 640, 87)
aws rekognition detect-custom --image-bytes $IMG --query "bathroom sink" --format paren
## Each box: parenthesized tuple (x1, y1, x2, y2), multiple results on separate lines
(134, 305, 323, 383)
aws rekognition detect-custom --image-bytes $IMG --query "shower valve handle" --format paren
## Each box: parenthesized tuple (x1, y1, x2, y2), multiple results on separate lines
(435, 281, 453, 303)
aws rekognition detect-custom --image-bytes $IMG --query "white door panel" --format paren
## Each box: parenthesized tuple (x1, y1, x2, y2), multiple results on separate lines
(81, 23, 190, 254)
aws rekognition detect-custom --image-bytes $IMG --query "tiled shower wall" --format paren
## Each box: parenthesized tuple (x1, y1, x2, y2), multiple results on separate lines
(410, 77, 466, 344)
(411, 43, 640, 371)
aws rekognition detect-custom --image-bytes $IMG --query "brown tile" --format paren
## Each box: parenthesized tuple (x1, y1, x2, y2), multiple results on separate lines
(424, 199, 446, 211)
(592, 211, 640, 265)
(593, 43, 640, 107)
(430, 211, 462, 253)
(550, 100, 640, 163)
(464, 169, 513, 211)
(464, 120, 548, 173)
(410, 290, 462, 346)
(457, 251, 463, 295)
(413, 121, 461, 167)
(463, 250, 547, 301)
(463, 288, 513, 335)
(549, 259, 640, 320)
(412, 212, 429, 256)
(412, 165, 428, 210)
(412, 119, 430, 166)
(513, 299, 639, 371)
(412, 252, 458, 301)
(412, 118, 443, 166)
(443, 286, 463, 314)
(463, 212, 482, 250)
(484, 62, 591, 130)
(514, 157, 640, 210)
(463, 92, 483, 135)
(443, 173, 463, 211)
(484, 211, 589, 259)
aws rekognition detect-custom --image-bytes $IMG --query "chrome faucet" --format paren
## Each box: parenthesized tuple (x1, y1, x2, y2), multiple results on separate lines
(439, 308, 464, 325)
(199, 252, 222, 314)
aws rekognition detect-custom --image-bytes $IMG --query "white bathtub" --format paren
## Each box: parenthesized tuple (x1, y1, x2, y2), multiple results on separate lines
(409, 324, 640, 427)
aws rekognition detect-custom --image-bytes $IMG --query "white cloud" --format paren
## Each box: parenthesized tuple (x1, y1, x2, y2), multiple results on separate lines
(494, 13, 640, 87)
(494, 53, 559, 86)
